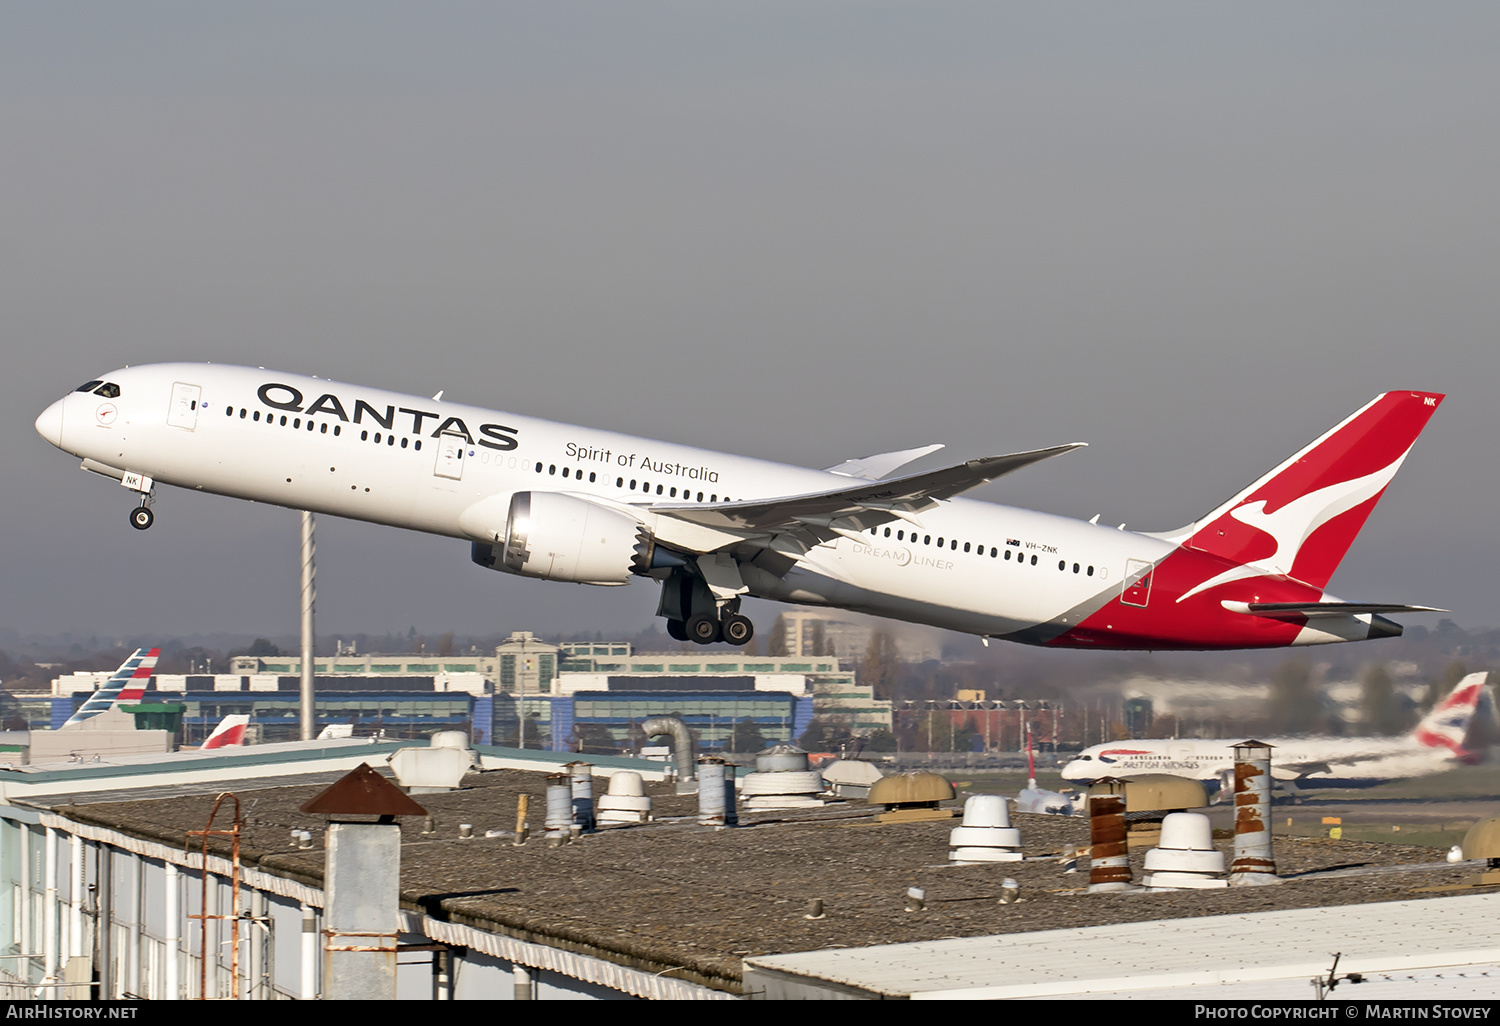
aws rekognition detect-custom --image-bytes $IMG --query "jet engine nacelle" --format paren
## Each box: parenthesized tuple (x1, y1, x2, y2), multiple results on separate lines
(469, 491, 649, 586)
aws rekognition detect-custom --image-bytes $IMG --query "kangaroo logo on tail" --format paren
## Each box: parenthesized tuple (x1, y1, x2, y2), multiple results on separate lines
(1174, 391, 1444, 602)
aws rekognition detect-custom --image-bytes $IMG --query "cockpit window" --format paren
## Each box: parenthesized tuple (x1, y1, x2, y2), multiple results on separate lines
(93, 382, 121, 398)
(75, 380, 103, 393)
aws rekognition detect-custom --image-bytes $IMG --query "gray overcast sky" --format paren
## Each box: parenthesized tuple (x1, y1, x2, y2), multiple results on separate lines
(3, 3, 1496, 643)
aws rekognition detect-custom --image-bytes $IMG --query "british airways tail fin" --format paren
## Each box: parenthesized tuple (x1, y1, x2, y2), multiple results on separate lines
(60, 647, 160, 729)
(201, 714, 250, 749)
(1413, 672, 1490, 761)
(1166, 391, 1443, 594)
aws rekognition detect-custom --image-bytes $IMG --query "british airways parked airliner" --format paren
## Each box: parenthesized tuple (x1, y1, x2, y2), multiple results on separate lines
(35, 365, 1442, 649)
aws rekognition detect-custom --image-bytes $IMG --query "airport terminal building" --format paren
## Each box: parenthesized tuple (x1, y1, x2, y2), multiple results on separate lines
(29, 633, 891, 753)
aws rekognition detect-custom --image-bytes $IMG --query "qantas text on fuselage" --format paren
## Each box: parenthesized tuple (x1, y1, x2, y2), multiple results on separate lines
(36, 364, 1444, 649)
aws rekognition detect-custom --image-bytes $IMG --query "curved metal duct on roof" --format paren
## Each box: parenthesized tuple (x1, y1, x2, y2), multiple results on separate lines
(641, 716, 696, 782)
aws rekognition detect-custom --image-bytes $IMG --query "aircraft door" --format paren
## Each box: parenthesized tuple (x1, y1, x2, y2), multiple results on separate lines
(1121, 559, 1153, 607)
(166, 382, 202, 430)
(433, 431, 466, 480)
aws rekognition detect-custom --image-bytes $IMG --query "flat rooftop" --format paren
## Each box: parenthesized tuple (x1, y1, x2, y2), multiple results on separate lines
(40, 766, 1491, 995)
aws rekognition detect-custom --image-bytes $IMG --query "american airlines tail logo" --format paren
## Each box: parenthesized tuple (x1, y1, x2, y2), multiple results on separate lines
(1177, 447, 1412, 603)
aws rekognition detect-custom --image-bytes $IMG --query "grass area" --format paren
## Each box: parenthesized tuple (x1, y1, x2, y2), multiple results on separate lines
(1274, 815, 1474, 849)
(1328, 763, 1500, 801)
(946, 768, 1073, 792)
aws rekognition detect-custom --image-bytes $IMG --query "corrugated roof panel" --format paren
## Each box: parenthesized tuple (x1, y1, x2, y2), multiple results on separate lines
(744, 893, 1500, 999)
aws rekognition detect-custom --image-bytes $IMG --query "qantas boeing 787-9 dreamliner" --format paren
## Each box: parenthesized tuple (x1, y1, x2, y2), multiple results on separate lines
(35, 365, 1443, 650)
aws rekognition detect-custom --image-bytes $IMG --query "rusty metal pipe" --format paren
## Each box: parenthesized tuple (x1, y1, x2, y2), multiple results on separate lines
(1087, 785, 1132, 892)
(1229, 740, 1280, 886)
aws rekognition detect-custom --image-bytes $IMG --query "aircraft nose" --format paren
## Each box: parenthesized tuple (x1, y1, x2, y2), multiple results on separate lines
(35, 398, 65, 448)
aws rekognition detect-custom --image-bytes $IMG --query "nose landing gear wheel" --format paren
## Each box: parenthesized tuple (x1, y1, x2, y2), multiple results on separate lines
(721, 614, 754, 647)
(685, 613, 722, 645)
(130, 506, 154, 531)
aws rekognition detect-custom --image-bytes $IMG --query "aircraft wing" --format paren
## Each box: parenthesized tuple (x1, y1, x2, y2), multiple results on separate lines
(648, 444, 1086, 538)
(1272, 760, 1334, 779)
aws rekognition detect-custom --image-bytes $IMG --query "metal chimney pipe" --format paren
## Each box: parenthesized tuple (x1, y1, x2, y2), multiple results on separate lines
(568, 762, 595, 832)
(1087, 779, 1132, 892)
(697, 757, 736, 827)
(1229, 740, 1280, 886)
(544, 775, 572, 844)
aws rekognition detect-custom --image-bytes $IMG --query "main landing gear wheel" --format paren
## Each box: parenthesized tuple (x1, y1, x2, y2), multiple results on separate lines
(721, 614, 754, 647)
(685, 613, 722, 645)
(666, 619, 688, 642)
(130, 506, 154, 531)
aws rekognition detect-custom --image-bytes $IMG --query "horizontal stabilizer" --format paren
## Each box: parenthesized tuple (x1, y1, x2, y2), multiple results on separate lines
(1222, 600, 1446, 620)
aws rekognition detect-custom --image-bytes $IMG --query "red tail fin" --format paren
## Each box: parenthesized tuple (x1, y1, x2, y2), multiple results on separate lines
(1177, 391, 1442, 599)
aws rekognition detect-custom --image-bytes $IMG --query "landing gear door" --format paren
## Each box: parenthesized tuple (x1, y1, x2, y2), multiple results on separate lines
(166, 382, 202, 430)
(433, 432, 466, 481)
(1121, 559, 1153, 608)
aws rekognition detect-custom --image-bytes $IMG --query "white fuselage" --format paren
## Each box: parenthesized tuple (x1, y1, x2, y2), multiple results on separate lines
(1061, 736, 1452, 791)
(39, 363, 1167, 641)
